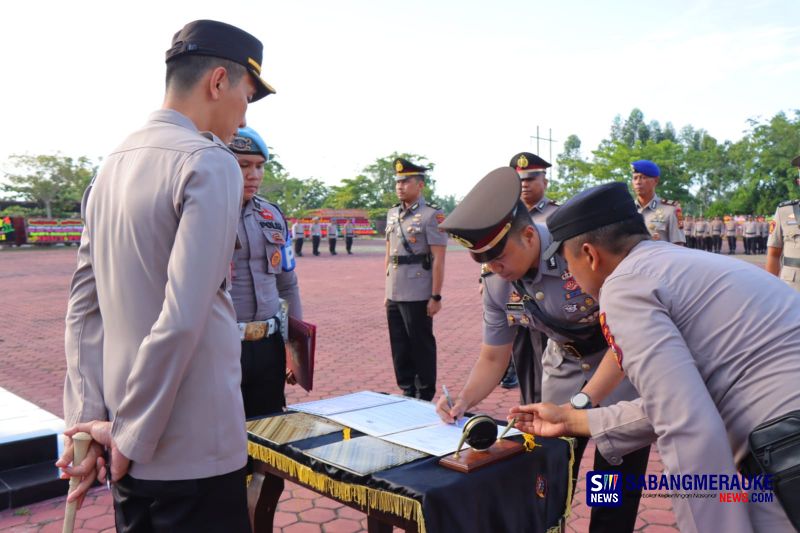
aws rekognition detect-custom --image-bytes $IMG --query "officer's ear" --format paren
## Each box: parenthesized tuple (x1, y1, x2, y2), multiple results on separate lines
(580, 242, 603, 272)
(208, 66, 228, 100)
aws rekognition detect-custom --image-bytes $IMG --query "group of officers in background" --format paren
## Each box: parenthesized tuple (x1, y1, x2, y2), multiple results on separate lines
(291, 218, 356, 256)
(684, 213, 771, 254)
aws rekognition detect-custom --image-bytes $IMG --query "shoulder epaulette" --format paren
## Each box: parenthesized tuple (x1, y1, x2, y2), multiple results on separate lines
(660, 198, 680, 206)
(391, 202, 401, 208)
(254, 195, 287, 221)
(428, 202, 441, 210)
(548, 199, 560, 206)
(778, 199, 800, 208)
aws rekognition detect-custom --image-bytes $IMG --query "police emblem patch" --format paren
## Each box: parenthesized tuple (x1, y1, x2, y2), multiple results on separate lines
(563, 304, 578, 313)
(509, 291, 522, 303)
(270, 250, 282, 268)
(395, 161, 404, 172)
(436, 213, 446, 224)
(563, 279, 579, 291)
(260, 208, 274, 220)
(517, 154, 529, 168)
(271, 232, 285, 244)
(599, 312, 623, 369)
(536, 474, 547, 498)
(769, 220, 776, 234)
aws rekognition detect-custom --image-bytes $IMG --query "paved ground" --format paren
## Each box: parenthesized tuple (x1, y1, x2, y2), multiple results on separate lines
(0, 240, 767, 532)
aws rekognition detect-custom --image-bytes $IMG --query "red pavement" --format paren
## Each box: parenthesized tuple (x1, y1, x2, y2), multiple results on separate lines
(0, 241, 764, 532)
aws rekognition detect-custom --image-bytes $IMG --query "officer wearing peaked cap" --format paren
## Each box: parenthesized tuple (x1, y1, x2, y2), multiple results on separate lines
(631, 160, 685, 245)
(766, 155, 800, 291)
(437, 169, 649, 533)
(60, 19, 274, 531)
(511, 152, 560, 222)
(511, 181, 800, 532)
(385, 158, 447, 401)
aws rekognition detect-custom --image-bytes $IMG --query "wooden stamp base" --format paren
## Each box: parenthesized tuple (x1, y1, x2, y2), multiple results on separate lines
(439, 439, 524, 473)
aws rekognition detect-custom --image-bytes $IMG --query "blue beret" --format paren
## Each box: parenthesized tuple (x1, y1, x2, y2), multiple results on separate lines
(631, 160, 660, 178)
(229, 127, 269, 159)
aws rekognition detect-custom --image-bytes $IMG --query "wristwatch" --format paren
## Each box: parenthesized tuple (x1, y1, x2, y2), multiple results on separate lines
(570, 391, 593, 410)
(431, 294, 442, 302)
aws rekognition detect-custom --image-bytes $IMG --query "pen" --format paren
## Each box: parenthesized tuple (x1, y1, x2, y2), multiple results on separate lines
(104, 448, 111, 491)
(442, 384, 454, 410)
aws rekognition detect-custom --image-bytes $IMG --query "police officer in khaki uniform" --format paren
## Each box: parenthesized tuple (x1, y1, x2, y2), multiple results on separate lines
(758, 215, 769, 254)
(744, 215, 758, 255)
(510, 181, 800, 532)
(497, 152, 560, 393)
(683, 214, 695, 248)
(767, 155, 800, 291)
(385, 158, 447, 400)
(694, 215, 710, 251)
(710, 215, 724, 253)
(725, 214, 737, 254)
(437, 168, 649, 533)
(631, 160, 685, 245)
(292, 220, 305, 256)
(229, 127, 303, 529)
(310, 217, 322, 256)
(327, 219, 338, 255)
(343, 219, 355, 254)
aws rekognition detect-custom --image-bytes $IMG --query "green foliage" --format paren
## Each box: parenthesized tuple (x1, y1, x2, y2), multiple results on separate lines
(2, 154, 96, 218)
(554, 109, 800, 216)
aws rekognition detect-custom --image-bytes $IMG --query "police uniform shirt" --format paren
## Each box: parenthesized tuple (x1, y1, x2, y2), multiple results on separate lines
(292, 222, 305, 238)
(385, 196, 447, 301)
(725, 219, 737, 236)
(529, 196, 559, 225)
(683, 218, 694, 236)
(588, 240, 800, 531)
(768, 200, 800, 290)
(759, 219, 770, 237)
(327, 222, 338, 239)
(231, 195, 302, 322)
(482, 224, 638, 405)
(744, 219, 758, 236)
(711, 219, 723, 235)
(693, 219, 708, 236)
(344, 221, 355, 236)
(636, 194, 685, 243)
(310, 222, 321, 236)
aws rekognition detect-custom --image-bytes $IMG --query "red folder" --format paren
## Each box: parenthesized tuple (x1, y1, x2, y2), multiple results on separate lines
(286, 316, 316, 392)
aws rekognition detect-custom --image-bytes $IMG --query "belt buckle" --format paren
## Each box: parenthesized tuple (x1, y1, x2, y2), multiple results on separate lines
(562, 343, 582, 359)
(244, 321, 267, 341)
(392, 255, 399, 265)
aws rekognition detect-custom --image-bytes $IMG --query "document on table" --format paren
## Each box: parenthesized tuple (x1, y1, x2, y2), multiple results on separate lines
(327, 398, 442, 436)
(382, 419, 523, 456)
(287, 390, 403, 417)
(303, 436, 427, 476)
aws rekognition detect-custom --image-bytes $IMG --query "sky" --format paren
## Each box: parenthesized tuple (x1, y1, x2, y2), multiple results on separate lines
(1, 0, 799, 198)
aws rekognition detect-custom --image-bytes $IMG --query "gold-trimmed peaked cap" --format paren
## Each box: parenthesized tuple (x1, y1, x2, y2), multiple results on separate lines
(509, 152, 551, 179)
(394, 158, 428, 180)
(166, 19, 275, 101)
(439, 167, 523, 263)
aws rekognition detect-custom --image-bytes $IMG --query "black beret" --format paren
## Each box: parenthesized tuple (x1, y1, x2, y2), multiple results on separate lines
(543, 182, 642, 260)
(509, 152, 551, 178)
(166, 20, 275, 102)
(439, 167, 522, 262)
(394, 158, 428, 180)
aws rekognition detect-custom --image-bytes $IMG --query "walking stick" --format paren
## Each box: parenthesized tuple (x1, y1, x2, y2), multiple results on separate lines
(62, 432, 92, 533)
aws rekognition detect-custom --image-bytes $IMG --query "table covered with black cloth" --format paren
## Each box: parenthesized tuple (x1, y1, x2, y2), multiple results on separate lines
(247, 411, 575, 533)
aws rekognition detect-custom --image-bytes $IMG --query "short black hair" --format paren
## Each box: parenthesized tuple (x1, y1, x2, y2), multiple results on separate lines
(166, 55, 248, 94)
(564, 216, 650, 256)
(508, 201, 534, 240)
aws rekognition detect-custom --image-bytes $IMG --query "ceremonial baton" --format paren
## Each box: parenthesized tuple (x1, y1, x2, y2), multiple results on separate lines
(62, 432, 92, 533)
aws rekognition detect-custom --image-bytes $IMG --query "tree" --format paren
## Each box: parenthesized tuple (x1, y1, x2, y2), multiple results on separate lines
(2, 154, 97, 218)
(550, 134, 594, 201)
(258, 152, 331, 217)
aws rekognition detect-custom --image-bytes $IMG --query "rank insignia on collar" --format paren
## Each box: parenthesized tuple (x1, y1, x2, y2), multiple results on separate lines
(517, 154, 529, 168)
(260, 208, 274, 220)
(536, 474, 547, 498)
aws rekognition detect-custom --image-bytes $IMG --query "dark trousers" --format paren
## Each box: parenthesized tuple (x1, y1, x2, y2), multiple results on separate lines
(328, 238, 337, 254)
(241, 335, 287, 418)
(745, 236, 754, 254)
(112, 467, 251, 533)
(294, 237, 304, 256)
(703, 236, 713, 252)
(712, 235, 722, 253)
(386, 299, 437, 400)
(345, 236, 353, 253)
(572, 438, 651, 533)
(686, 235, 695, 249)
(727, 236, 736, 254)
(312, 235, 321, 255)
(512, 329, 545, 404)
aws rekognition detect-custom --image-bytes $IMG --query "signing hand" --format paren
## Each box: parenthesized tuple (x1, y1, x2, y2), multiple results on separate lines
(435, 393, 467, 424)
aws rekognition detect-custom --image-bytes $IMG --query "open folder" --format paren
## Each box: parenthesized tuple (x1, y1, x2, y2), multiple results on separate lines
(286, 316, 316, 391)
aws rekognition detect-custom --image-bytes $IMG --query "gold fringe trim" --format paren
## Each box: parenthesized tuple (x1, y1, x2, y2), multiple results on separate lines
(560, 437, 576, 522)
(343, 427, 351, 440)
(522, 433, 539, 451)
(249, 441, 426, 533)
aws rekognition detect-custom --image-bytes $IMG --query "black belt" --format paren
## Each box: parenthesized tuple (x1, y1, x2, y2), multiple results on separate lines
(559, 330, 609, 358)
(391, 254, 427, 265)
(783, 257, 800, 268)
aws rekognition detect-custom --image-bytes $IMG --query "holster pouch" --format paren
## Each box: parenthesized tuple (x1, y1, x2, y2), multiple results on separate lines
(422, 253, 432, 270)
(748, 410, 800, 529)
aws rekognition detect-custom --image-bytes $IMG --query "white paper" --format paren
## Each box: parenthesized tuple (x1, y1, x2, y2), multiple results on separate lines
(327, 398, 442, 436)
(382, 418, 522, 456)
(288, 391, 403, 416)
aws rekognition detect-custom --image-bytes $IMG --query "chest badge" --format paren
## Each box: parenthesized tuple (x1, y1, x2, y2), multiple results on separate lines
(260, 208, 274, 220)
(270, 250, 282, 268)
(509, 291, 522, 303)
